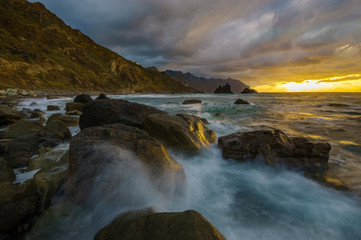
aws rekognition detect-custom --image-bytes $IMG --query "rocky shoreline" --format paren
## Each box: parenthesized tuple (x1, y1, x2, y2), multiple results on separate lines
(0, 93, 353, 239)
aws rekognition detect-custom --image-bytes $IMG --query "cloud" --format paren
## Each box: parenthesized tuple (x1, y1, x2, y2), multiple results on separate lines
(32, 0, 361, 87)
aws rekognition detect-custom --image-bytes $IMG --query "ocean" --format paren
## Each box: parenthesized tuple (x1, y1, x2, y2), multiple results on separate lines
(18, 92, 361, 240)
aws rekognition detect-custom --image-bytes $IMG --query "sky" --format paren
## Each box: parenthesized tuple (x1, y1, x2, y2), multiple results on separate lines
(32, 0, 361, 92)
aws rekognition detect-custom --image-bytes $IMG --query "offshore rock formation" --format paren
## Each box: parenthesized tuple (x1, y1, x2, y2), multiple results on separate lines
(218, 130, 331, 173)
(94, 208, 226, 240)
(0, 0, 197, 93)
(241, 88, 257, 94)
(214, 83, 233, 94)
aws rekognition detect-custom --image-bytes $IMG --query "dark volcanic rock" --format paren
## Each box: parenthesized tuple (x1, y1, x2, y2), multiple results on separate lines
(182, 99, 202, 104)
(96, 93, 109, 100)
(64, 123, 185, 205)
(143, 114, 216, 152)
(74, 94, 93, 104)
(5, 136, 40, 168)
(218, 130, 330, 173)
(79, 99, 166, 130)
(0, 181, 39, 232)
(94, 208, 226, 240)
(0, 105, 24, 126)
(47, 105, 60, 111)
(234, 99, 250, 104)
(241, 88, 257, 94)
(214, 82, 233, 94)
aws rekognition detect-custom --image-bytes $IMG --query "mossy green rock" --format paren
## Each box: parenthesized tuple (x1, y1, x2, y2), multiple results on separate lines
(47, 113, 79, 127)
(65, 102, 84, 112)
(143, 114, 217, 152)
(94, 208, 226, 240)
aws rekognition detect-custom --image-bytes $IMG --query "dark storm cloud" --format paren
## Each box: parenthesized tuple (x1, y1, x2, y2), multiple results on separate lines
(32, 0, 361, 86)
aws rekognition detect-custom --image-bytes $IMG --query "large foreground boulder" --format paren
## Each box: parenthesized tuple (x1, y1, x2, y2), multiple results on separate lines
(0, 158, 15, 183)
(218, 130, 331, 173)
(94, 208, 226, 240)
(79, 99, 166, 130)
(143, 114, 216, 152)
(0, 181, 39, 232)
(0, 105, 24, 126)
(64, 123, 185, 205)
(5, 136, 40, 168)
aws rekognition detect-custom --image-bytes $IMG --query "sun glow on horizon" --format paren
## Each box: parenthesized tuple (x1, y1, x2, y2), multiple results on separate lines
(256, 74, 361, 92)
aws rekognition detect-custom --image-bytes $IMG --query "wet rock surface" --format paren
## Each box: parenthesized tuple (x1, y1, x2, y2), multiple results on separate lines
(94, 208, 226, 240)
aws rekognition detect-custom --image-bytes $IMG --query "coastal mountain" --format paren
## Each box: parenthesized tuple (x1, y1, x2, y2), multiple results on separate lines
(165, 70, 250, 93)
(0, 0, 197, 93)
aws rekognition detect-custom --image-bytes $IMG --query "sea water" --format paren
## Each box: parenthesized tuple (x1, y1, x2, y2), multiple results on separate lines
(18, 93, 361, 240)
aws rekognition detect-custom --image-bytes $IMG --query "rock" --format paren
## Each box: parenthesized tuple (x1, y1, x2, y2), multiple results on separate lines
(0, 104, 24, 126)
(234, 99, 250, 104)
(0, 90, 5, 95)
(96, 93, 109, 100)
(30, 109, 45, 119)
(74, 94, 93, 104)
(33, 151, 69, 210)
(28, 148, 67, 171)
(328, 103, 350, 107)
(47, 105, 60, 111)
(0, 181, 39, 232)
(94, 208, 226, 240)
(79, 99, 166, 130)
(5, 88, 18, 96)
(65, 110, 82, 116)
(214, 83, 233, 94)
(65, 102, 84, 112)
(215, 113, 222, 117)
(21, 108, 33, 118)
(64, 123, 185, 205)
(0, 158, 15, 183)
(143, 114, 216, 152)
(38, 120, 72, 140)
(183, 99, 202, 104)
(218, 130, 331, 173)
(26, 200, 91, 240)
(30, 102, 38, 107)
(19, 90, 29, 96)
(48, 113, 79, 127)
(241, 88, 257, 94)
(5, 136, 40, 168)
(3, 120, 42, 139)
(201, 117, 209, 124)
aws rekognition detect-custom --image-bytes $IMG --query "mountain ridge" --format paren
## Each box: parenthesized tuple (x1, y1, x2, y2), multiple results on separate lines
(0, 0, 198, 93)
(165, 70, 250, 93)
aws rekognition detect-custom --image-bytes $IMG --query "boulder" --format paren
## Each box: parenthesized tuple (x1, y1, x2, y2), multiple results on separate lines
(218, 130, 331, 173)
(234, 99, 249, 104)
(241, 88, 257, 94)
(30, 109, 45, 119)
(214, 83, 233, 94)
(5, 136, 40, 168)
(0, 181, 39, 232)
(183, 99, 202, 104)
(0, 158, 15, 183)
(96, 93, 109, 100)
(48, 113, 79, 127)
(26, 200, 91, 240)
(0, 90, 5, 95)
(143, 114, 216, 152)
(30, 102, 38, 107)
(5, 88, 18, 96)
(65, 110, 82, 116)
(3, 120, 42, 139)
(64, 123, 185, 205)
(38, 120, 71, 140)
(79, 99, 166, 130)
(47, 105, 60, 111)
(65, 102, 84, 112)
(19, 90, 29, 96)
(0, 104, 24, 126)
(28, 148, 67, 171)
(94, 208, 226, 240)
(74, 94, 93, 104)
(33, 151, 69, 210)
